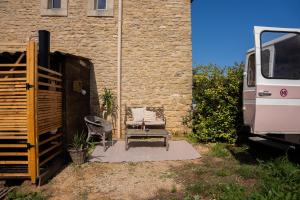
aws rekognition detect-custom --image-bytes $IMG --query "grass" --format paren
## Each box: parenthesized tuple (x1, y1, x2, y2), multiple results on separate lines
(236, 164, 259, 179)
(253, 157, 300, 199)
(217, 183, 247, 200)
(185, 134, 199, 144)
(127, 161, 138, 167)
(215, 168, 231, 177)
(209, 143, 231, 157)
(7, 191, 46, 200)
(171, 185, 177, 193)
(180, 143, 300, 200)
(9, 141, 299, 200)
(160, 171, 177, 179)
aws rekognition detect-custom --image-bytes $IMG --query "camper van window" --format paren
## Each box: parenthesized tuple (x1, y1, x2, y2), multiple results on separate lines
(247, 54, 255, 87)
(261, 32, 300, 79)
(261, 49, 271, 77)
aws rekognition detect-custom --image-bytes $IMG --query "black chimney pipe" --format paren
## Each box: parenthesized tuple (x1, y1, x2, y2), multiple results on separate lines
(38, 30, 50, 67)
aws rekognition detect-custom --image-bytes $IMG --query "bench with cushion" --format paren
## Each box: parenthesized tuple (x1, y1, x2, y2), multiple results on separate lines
(124, 105, 166, 129)
(124, 105, 169, 150)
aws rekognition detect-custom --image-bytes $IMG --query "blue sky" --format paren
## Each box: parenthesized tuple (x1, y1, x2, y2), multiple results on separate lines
(191, 0, 300, 67)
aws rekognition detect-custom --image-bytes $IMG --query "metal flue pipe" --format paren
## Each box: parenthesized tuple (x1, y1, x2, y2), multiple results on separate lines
(117, 0, 123, 138)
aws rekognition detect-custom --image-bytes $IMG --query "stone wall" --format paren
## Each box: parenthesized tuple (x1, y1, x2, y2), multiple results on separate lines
(0, 0, 192, 135)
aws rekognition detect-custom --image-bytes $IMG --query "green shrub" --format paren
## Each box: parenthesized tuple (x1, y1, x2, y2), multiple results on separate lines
(184, 63, 244, 143)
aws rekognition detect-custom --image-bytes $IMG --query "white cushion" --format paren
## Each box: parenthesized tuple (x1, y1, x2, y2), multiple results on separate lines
(131, 107, 145, 122)
(126, 121, 143, 126)
(145, 120, 165, 126)
(144, 110, 156, 122)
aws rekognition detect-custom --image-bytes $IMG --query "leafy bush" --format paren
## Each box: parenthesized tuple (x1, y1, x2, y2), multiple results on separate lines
(184, 63, 244, 143)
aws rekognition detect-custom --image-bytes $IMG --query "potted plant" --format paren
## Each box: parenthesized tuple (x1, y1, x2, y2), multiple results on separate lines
(68, 132, 88, 165)
(100, 88, 118, 129)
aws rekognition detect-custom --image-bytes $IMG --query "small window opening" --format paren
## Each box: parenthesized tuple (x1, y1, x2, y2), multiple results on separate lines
(48, 0, 61, 9)
(261, 32, 300, 79)
(95, 0, 107, 10)
(247, 54, 256, 87)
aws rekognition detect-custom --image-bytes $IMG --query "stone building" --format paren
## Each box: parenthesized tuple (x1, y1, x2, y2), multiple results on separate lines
(0, 0, 192, 136)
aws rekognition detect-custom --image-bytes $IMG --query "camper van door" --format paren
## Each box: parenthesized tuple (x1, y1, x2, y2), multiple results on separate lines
(253, 26, 300, 134)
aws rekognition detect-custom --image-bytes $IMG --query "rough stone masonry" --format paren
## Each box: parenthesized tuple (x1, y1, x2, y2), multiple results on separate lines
(0, 0, 192, 135)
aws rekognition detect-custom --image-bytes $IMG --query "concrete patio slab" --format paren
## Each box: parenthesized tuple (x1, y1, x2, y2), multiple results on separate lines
(89, 140, 201, 163)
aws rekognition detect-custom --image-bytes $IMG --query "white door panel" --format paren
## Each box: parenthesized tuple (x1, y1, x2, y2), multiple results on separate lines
(253, 26, 300, 134)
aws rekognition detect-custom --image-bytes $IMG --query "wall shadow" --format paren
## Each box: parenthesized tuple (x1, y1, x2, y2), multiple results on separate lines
(228, 140, 300, 165)
(89, 63, 101, 117)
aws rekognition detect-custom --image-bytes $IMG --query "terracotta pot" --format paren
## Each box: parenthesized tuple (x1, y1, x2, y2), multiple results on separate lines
(68, 148, 87, 165)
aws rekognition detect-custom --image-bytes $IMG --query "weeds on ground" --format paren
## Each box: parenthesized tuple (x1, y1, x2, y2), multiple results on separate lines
(217, 183, 247, 200)
(209, 143, 230, 157)
(171, 185, 177, 193)
(253, 157, 300, 200)
(236, 164, 259, 179)
(160, 171, 176, 179)
(127, 161, 138, 167)
(7, 191, 47, 200)
(185, 134, 199, 144)
(75, 189, 88, 200)
(215, 168, 231, 177)
(182, 143, 300, 200)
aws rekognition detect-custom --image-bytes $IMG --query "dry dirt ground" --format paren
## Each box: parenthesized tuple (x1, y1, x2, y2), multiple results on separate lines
(11, 141, 298, 200)
(16, 144, 210, 200)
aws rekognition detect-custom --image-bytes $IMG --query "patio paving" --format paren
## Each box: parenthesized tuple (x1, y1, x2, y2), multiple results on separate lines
(89, 140, 201, 163)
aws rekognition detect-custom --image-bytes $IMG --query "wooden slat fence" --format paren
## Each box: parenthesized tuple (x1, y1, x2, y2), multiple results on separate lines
(0, 45, 29, 180)
(37, 64, 63, 171)
(0, 40, 63, 184)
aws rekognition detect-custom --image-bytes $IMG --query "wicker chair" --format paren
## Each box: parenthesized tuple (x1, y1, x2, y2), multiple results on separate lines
(84, 116, 112, 151)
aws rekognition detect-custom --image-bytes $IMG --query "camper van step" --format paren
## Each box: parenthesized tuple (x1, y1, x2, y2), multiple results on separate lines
(249, 136, 295, 151)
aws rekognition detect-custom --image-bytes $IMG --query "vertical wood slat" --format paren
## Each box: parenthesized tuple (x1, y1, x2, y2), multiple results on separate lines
(34, 43, 39, 179)
(26, 40, 38, 184)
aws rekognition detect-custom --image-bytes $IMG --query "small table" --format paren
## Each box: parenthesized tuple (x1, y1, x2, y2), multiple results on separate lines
(125, 129, 170, 151)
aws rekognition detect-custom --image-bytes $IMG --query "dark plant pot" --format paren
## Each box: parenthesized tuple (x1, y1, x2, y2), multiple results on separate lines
(68, 148, 87, 165)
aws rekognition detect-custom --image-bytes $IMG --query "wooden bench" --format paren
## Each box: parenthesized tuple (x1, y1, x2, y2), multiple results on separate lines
(124, 105, 166, 129)
(124, 105, 169, 150)
(125, 129, 170, 151)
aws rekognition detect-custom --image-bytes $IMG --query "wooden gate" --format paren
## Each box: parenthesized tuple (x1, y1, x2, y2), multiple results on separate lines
(0, 40, 63, 184)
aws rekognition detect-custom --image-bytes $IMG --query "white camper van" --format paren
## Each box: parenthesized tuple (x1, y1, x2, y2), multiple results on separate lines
(243, 26, 300, 146)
